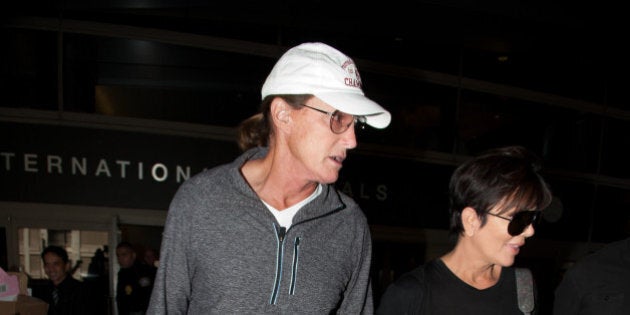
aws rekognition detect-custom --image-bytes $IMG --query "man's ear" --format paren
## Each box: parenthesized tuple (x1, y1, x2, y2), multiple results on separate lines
(270, 99, 291, 126)
(277, 109, 290, 123)
(462, 207, 480, 236)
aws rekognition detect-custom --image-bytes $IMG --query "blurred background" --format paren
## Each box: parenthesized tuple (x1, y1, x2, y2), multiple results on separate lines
(2, 1, 629, 314)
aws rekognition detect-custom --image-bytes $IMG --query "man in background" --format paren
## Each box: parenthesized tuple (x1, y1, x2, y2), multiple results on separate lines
(116, 241, 155, 315)
(35, 245, 87, 315)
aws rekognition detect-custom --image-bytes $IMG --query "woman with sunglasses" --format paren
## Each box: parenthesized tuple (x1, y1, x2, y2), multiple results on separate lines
(377, 145, 552, 315)
(148, 42, 391, 314)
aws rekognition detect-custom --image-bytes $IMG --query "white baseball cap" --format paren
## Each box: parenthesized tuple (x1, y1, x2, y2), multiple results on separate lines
(261, 42, 391, 129)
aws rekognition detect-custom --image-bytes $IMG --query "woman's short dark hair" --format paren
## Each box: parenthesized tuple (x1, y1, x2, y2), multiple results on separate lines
(448, 145, 553, 236)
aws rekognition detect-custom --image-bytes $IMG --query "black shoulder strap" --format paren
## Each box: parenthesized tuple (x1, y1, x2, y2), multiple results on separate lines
(515, 267, 535, 315)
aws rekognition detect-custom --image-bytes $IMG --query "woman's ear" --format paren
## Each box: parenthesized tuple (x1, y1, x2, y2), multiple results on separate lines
(461, 207, 480, 237)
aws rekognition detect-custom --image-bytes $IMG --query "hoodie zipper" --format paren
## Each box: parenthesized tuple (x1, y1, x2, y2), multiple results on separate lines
(269, 224, 286, 305)
(289, 236, 300, 295)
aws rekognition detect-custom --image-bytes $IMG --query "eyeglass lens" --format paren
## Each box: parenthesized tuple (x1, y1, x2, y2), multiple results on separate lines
(301, 104, 364, 134)
(330, 111, 354, 133)
(507, 211, 541, 236)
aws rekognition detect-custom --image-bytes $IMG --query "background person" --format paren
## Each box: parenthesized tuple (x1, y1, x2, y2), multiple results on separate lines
(142, 247, 158, 282)
(35, 245, 87, 315)
(553, 236, 630, 314)
(148, 42, 391, 314)
(85, 246, 109, 315)
(116, 241, 155, 315)
(142, 247, 159, 269)
(377, 146, 552, 314)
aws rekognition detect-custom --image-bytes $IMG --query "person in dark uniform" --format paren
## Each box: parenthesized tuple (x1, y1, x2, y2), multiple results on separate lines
(116, 241, 155, 315)
(36, 245, 87, 315)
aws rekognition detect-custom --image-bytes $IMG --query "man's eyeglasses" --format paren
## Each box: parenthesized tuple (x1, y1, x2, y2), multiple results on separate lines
(301, 104, 366, 134)
(486, 210, 542, 236)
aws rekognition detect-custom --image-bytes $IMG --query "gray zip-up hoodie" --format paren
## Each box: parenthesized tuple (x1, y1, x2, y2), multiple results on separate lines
(148, 147, 373, 314)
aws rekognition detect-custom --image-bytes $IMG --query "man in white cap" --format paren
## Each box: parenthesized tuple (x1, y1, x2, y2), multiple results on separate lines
(149, 42, 391, 314)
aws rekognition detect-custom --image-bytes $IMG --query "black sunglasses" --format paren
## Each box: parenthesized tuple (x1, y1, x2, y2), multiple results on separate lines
(486, 210, 542, 236)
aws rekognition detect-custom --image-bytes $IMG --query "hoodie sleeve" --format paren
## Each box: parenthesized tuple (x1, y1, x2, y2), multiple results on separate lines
(147, 182, 195, 314)
(337, 218, 374, 314)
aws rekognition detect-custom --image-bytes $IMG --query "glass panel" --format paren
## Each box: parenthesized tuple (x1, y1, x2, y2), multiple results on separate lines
(62, 34, 271, 126)
(18, 228, 108, 280)
(338, 155, 453, 229)
(457, 90, 602, 174)
(541, 113, 602, 173)
(1, 29, 58, 110)
(359, 72, 457, 150)
(461, 43, 607, 104)
(535, 179, 595, 242)
(457, 90, 550, 155)
(601, 118, 630, 178)
(30, 254, 43, 278)
(0, 227, 6, 271)
(20, 227, 110, 314)
(591, 186, 630, 243)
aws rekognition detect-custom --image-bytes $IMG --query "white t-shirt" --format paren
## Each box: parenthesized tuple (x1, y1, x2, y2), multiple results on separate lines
(263, 184, 322, 229)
